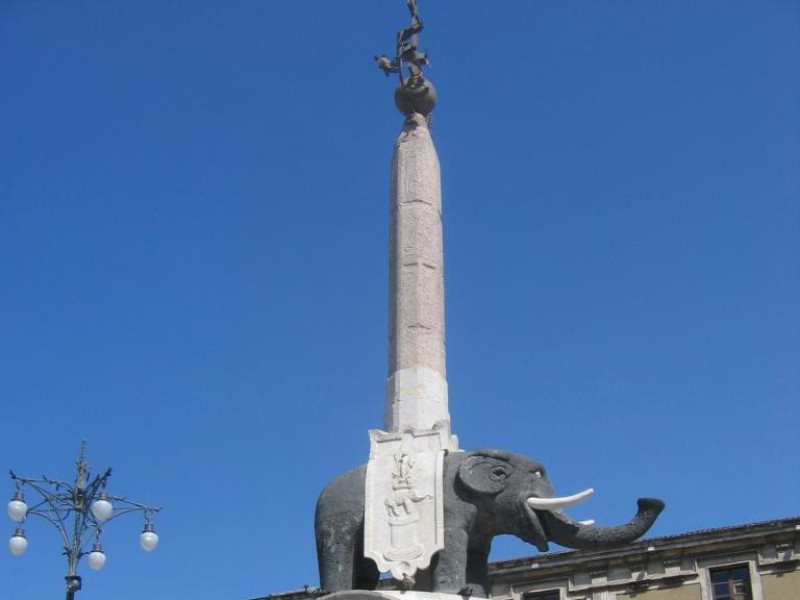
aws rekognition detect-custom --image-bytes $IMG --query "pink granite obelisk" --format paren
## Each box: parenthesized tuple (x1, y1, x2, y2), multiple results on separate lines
(384, 112, 453, 445)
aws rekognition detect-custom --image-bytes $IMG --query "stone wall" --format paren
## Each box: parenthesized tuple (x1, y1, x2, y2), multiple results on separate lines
(760, 569, 800, 599)
(618, 584, 701, 600)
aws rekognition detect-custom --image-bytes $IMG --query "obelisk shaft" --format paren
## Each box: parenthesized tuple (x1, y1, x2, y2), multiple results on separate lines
(385, 114, 451, 436)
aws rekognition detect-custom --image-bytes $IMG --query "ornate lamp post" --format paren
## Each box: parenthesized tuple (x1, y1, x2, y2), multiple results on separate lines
(7, 441, 162, 600)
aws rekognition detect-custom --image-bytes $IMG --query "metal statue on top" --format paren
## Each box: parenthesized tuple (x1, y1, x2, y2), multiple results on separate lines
(375, 0, 437, 117)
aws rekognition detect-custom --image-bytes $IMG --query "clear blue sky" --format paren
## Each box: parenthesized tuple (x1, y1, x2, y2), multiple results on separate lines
(2, 2, 798, 599)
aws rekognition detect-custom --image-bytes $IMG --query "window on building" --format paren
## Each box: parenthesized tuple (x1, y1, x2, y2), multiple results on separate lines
(523, 591, 560, 600)
(710, 565, 752, 600)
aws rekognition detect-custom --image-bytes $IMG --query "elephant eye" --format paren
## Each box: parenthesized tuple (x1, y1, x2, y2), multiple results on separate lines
(491, 467, 507, 480)
(532, 469, 543, 478)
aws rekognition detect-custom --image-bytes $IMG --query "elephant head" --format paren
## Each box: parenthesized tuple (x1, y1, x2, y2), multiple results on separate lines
(456, 449, 664, 553)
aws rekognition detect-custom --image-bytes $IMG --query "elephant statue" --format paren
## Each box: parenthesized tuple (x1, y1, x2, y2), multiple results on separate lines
(315, 448, 664, 597)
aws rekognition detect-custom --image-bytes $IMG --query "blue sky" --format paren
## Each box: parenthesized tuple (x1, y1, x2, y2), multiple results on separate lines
(1, 2, 798, 599)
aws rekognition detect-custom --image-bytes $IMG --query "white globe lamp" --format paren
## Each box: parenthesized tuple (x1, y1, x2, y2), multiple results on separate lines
(87, 544, 106, 571)
(90, 494, 113, 522)
(139, 523, 159, 551)
(9, 528, 27, 556)
(7, 492, 27, 522)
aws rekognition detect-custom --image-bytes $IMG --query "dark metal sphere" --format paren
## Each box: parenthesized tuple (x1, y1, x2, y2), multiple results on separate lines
(395, 76, 437, 117)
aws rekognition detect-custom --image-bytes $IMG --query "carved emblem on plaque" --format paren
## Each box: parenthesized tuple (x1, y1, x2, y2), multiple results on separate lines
(364, 429, 447, 582)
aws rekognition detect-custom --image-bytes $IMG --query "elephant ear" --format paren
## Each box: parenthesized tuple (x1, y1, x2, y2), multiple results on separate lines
(457, 449, 515, 495)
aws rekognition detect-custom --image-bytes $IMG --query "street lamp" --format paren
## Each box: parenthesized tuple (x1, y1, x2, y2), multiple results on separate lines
(7, 441, 162, 600)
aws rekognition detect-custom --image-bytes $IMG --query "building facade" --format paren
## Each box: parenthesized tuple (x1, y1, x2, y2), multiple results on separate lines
(256, 517, 799, 600)
(487, 517, 799, 600)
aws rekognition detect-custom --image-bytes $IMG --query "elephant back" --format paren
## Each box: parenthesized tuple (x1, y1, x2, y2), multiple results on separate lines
(316, 464, 368, 522)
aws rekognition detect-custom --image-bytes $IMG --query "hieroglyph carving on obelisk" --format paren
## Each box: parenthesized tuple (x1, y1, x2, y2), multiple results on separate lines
(365, 1, 457, 586)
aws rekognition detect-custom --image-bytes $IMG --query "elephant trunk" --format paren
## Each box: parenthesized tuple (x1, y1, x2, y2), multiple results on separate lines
(540, 498, 665, 550)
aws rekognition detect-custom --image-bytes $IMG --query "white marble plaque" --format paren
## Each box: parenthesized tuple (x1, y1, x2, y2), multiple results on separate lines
(364, 429, 447, 582)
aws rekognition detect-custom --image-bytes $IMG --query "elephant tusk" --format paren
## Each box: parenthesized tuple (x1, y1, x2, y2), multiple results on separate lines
(527, 488, 594, 511)
(579, 519, 595, 526)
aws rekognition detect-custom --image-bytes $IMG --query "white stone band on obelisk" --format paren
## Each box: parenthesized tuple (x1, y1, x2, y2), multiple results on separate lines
(385, 113, 452, 442)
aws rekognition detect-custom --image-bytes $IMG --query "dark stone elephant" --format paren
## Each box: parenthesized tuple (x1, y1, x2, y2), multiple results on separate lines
(315, 448, 664, 597)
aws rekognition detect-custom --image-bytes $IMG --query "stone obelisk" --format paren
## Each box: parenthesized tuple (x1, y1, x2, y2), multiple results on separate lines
(379, 2, 455, 449)
(385, 112, 452, 441)
(364, 1, 455, 585)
